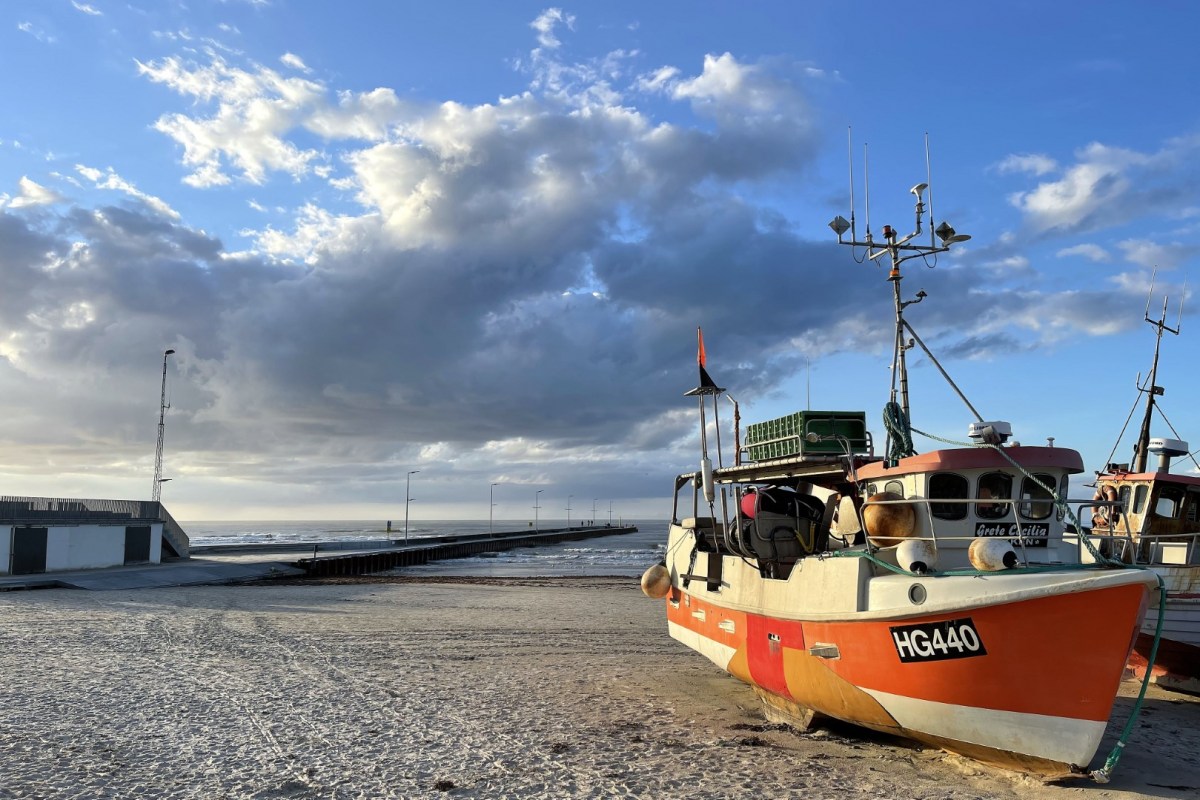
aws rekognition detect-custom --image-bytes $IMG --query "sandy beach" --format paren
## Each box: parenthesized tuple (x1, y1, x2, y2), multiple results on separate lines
(0, 577, 1196, 800)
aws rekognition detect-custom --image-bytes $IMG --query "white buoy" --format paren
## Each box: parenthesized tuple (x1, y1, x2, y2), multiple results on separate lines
(968, 538, 1019, 571)
(896, 538, 937, 574)
(640, 562, 672, 598)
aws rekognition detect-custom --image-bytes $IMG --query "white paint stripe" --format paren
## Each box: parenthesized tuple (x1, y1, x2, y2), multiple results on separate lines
(668, 621, 736, 671)
(861, 688, 1106, 766)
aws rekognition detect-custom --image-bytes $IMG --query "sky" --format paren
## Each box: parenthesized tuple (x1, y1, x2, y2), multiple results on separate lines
(1, 1, 1199, 523)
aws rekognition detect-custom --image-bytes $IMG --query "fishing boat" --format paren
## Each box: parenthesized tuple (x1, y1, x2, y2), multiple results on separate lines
(1091, 288, 1200, 694)
(643, 163, 1160, 780)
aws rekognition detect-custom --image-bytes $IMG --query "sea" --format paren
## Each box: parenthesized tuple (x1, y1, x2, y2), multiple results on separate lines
(182, 518, 671, 578)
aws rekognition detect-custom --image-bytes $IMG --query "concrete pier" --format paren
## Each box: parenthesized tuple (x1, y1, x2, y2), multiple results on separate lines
(290, 525, 638, 577)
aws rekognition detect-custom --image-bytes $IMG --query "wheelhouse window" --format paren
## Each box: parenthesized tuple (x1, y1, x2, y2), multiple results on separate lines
(884, 480, 905, 498)
(1133, 484, 1149, 514)
(1154, 484, 1186, 518)
(976, 472, 1012, 520)
(1188, 489, 1200, 524)
(1018, 474, 1056, 520)
(928, 473, 968, 520)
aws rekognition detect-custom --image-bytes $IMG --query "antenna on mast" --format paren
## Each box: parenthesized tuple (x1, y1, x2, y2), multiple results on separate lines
(847, 127, 857, 243)
(1144, 267, 1181, 335)
(1177, 279, 1187, 333)
(925, 133, 935, 249)
(1144, 267, 1157, 320)
(863, 142, 872, 246)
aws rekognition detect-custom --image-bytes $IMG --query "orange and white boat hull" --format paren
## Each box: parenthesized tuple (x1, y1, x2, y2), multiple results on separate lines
(665, 549, 1153, 776)
(1127, 566, 1200, 694)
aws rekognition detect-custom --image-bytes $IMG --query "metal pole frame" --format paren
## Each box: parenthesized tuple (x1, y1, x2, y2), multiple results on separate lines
(405, 470, 419, 543)
(152, 349, 175, 501)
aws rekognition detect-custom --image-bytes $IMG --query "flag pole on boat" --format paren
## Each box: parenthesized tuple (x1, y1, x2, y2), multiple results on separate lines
(685, 328, 725, 521)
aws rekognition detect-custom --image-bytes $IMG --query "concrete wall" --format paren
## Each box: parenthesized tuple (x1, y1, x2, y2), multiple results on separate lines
(1, 523, 164, 574)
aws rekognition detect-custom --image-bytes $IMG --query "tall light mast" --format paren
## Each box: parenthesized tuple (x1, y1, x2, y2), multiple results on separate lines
(152, 349, 176, 501)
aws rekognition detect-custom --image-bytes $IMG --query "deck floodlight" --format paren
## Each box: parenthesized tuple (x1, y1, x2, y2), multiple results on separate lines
(829, 215, 851, 237)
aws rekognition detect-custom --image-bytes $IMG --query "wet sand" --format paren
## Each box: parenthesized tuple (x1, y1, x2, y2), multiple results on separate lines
(0, 577, 1196, 799)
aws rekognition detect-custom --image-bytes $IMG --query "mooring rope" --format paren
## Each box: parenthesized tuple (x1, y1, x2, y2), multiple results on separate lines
(882, 401, 915, 467)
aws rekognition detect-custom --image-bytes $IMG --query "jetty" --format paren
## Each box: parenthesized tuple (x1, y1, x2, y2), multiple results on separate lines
(0, 524, 640, 590)
(196, 524, 640, 577)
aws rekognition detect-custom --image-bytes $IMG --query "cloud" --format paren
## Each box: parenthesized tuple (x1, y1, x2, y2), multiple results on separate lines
(1056, 243, 1110, 262)
(71, 2, 102, 16)
(136, 54, 329, 186)
(530, 8, 575, 49)
(75, 165, 180, 219)
(4, 176, 65, 209)
(17, 21, 56, 43)
(280, 52, 309, 72)
(1006, 137, 1200, 234)
(995, 153, 1057, 176)
(1116, 238, 1192, 270)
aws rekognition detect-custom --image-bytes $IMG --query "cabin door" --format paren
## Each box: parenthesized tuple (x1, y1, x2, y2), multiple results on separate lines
(11, 526, 48, 575)
(124, 526, 152, 564)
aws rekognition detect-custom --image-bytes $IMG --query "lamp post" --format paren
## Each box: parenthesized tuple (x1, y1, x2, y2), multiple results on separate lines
(608, 500, 613, 526)
(405, 470, 419, 543)
(534, 490, 543, 532)
(490, 482, 499, 534)
(592, 498, 597, 528)
(152, 348, 176, 502)
(567, 495, 573, 530)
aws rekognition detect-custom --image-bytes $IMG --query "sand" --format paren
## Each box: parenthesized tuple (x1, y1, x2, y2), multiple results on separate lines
(0, 576, 1196, 800)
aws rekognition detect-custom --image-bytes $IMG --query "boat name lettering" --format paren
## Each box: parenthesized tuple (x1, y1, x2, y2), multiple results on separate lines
(890, 618, 987, 663)
(973, 522, 1049, 547)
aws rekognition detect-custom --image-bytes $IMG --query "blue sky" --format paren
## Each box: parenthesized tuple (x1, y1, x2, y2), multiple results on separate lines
(1, 1, 1198, 522)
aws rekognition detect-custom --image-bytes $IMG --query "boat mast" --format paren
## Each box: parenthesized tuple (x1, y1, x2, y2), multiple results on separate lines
(1132, 290, 1180, 473)
(828, 133, 971, 430)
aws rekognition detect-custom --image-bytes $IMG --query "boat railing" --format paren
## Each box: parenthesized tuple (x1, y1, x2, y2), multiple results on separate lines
(1125, 530, 1200, 565)
(862, 494, 1200, 567)
(860, 495, 1097, 567)
(1067, 508, 1200, 567)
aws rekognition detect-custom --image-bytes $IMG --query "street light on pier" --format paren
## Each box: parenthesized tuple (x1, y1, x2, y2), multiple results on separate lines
(608, 501, 613, 527)
(405, 470, 419, 543)
(567, 495, 573, 529)
(152, 348, 176, 502)
(534, 490, 543, 532)
(490, 482, 499, 534)
(592, 498, 597, 528)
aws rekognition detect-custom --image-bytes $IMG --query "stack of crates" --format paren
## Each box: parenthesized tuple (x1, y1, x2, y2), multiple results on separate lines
(744, 410, 870, 461)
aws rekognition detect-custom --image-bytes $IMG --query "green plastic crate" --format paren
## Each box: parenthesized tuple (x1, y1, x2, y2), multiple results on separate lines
(744, 410, 869, 460)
